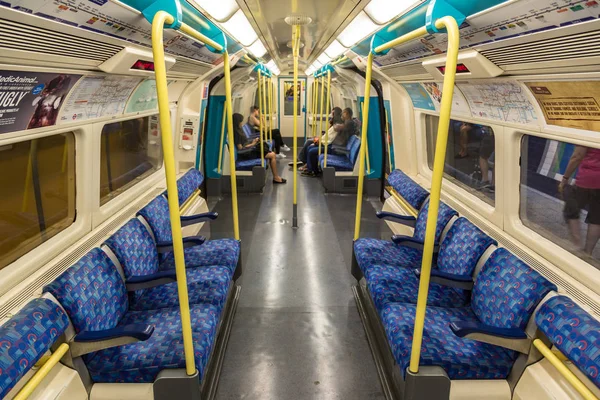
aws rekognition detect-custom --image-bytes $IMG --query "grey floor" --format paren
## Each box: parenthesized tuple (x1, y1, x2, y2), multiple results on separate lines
(202, 158, 389, 399)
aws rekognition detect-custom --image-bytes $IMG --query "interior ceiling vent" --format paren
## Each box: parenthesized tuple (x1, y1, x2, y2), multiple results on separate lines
(480, 29, 600, 66)
(169, 59, 211, 76)
(381, 62, 431, 80)
(0, 18, 123, 62)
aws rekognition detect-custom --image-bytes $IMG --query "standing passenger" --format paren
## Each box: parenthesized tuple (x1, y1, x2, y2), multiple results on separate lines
(559, 146, 600, 255)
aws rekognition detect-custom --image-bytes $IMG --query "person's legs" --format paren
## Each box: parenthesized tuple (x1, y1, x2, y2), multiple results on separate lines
(298, 140, 313, 164)
(563, 185, 583, 248)
(266, 152, 285, 182)
(583, 188, 600, 254)
(306, 146, 321, 174)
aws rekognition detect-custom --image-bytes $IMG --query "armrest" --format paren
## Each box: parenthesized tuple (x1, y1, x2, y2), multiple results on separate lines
(125, 270, 177, 291)
(180, 212, 218, 227)
(156, 236, 206, 253)
(376, 211, 417, 228)
(392, 235, 439, 253)
(71, 324, 154, 357)
(450, 322, 531, 354)
(414, 269, 474, 290)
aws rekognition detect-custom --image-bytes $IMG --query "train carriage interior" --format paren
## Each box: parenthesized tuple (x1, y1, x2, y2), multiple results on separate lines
(1, 0, 600, 399)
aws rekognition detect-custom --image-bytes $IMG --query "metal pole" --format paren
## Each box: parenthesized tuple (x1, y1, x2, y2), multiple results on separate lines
(323, 70, 332, 167)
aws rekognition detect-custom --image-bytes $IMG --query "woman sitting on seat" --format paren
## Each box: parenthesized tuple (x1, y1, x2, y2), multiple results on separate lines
(293, 107, 343, 170)
(234, 112, 286, 184)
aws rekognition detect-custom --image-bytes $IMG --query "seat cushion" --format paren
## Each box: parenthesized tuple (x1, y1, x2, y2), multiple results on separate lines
(236, 158, 265, 171)
(85, 303, 220, 383)
(160, 239, 241, 274)
(365, 265, 470, 312)
(381, 302, 518, 380)
(129, 266, 233, 312)
(320, 154, 353, 171)
(387, 170, 429, 210)
(413, 200, 458, 243)
(177, 169, 203, 206)
(0, 298, 70, 399)
(354, 238, 422, 274)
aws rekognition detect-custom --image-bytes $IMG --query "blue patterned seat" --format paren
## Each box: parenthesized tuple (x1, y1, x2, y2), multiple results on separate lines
(236, 158, 266, 171)
(354, 200, 458, 274)
(162, 168, 204, 206)
(138, 195, 240, 272)
(536, 296, 600, 389)
(43, 248, 220, 384)
(381, 248, 557, 380)
(364, 218, 497, 311)
(0, 298, 70, 398)
(104, 219, 232, 312)
(386, 170, 429, 210)
(319, 135, 361, 171)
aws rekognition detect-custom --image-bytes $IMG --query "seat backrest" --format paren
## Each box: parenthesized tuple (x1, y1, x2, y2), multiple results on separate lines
(242, 123, 255, 139)
(104, 218, 160, 279)
(0, 298, 70, 399)
(387, 170, 430, 210)
(413, 199, 458, 243)
(535, 295, 600, 389)
(138, 195, 172, 243)
(176, 168, 203, 206)
(437, 217, 497, 276)
(349, 136, 361, 165)
(43, 248, 128, 333)
(472, 248, 557, 330)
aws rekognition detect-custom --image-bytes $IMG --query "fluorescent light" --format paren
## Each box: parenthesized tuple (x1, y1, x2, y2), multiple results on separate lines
(337, 11, 380, 48)
(189, 0, 239, 22)
(324, 40, 347, 59)
(312, 60, 322, 69)
(266, 60, 277, 70)
(248, 40, 267, 58)
(222, 10, 257, 46)
(317, 53, 331, 66)
(365, 0, 419, 24)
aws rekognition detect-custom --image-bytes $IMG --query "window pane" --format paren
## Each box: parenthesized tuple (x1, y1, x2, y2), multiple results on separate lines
(0, 133, 76, 270)
(100, 116, 162, 205)
(426, 116, 496, 205)
(520, 136, 600, 268)
(284, 81, 301, 116)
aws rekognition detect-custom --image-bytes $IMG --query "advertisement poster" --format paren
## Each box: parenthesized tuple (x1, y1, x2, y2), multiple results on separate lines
(400, 83, 435, 111)
(421, 82, 472, 116)
(526, 81, 600, 132)
(0, 71, 81, 134)
(125, 79, 159, 113)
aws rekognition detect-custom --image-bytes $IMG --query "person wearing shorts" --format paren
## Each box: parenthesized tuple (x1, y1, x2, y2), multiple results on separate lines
(559, 146, 600, 255)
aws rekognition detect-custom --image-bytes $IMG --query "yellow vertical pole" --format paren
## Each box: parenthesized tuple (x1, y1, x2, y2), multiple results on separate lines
(323, 70, 332, 167)
(292, 24, 300, 227)
(217, 105, 227, 174)
(268, 78, 274, 144)
(261, 72, 268, 149)
(353, 52, 374, 240)
(408, 16, 460, 374)
(311, 78, 318, 139)
(151, 11, 196, 375)
(385, 109, 393, 170)
(257, 70, 265, 164)
(318, 74, 326, 156)
(223, 53, 241, 241)
(13, 343, 70, 400)
(360, 102, 371, 174)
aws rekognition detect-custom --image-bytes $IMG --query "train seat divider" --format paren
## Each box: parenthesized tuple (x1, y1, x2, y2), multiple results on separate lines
(352, 199, 458, 280)
(163, 168, 204, 207)
(103, 218, 233, 312)
(42, 248, 221, 384)
(364, 217, 497, 312)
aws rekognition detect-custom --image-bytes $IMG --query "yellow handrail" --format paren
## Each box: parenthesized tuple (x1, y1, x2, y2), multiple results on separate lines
(268, 78, 273, 144)
(217, 105, 227, 174)
(331, 56, 348, 66)
(318, 74, 326, 156)
(533, 339, 599, 400)
(323, 69, 332, 167)
(360, 102, 371, 174)
(386, 186, 419, 218)
(312, 78, 318, 139)
(385, 108, 392, 170)
(257, 70, 265, 164)
(262, 73, 268, 148)
(292, 24, 300, 227)
(13, 343, 69, 400)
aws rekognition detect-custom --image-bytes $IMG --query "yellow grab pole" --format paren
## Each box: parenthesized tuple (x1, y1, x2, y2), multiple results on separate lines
(223, 52, 241, 240)
(268, 78, 273, 144)
(360, 102, 371, 174)
(217, 104, 227, 174)
(292, 24, 300, 227)
(179, 22, 223, 52)
(323, 70, 332, 167)
(262, 72, 268, 148)
(151, 10, 196, 375)
(13, 343, 69, 400)
(533, 339, 599, 400)
(409, 16, 460, 374)
(385, 108, 393, 170)
(257, 70, 265, 163)
(318, 74, 326, 156)
(374, 26, 429, 54)
(353, 52, 374, 240)
(331, 56, 348, 66)
(311, 78, 318, 139)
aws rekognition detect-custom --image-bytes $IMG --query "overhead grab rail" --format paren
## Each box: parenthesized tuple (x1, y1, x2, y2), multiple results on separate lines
(353, 0, 466, 385)
(13, 343, 70, 400)
(144, 0, 240, 379)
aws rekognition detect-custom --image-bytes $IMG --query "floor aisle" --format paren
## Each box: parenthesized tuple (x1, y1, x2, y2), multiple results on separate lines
(204, 159, 389, 399)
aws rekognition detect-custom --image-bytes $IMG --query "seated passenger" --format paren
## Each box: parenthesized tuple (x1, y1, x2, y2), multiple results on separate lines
(248, 106, 289, 157)
(303, 108, 344, 176)
(234, 113, 286, 184)
(293, 107, 343, 168)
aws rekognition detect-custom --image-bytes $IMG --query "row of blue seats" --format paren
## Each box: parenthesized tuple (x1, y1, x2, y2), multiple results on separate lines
(318, 135, 361, 172)
(0, 169, 240, 396)
(353, 168, 600, 391)
(235, 123, 269, 171)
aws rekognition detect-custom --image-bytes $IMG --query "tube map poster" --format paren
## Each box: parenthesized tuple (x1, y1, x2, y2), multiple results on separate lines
(0, 71, 82, 134)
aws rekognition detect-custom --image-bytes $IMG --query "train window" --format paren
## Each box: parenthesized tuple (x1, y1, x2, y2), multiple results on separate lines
(0, 133, 75, 270)
(425, 116, 496, 205)
(100, 116, 162, 205)
(283, 81, 301, 116)
(520, 136, 600, 268)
